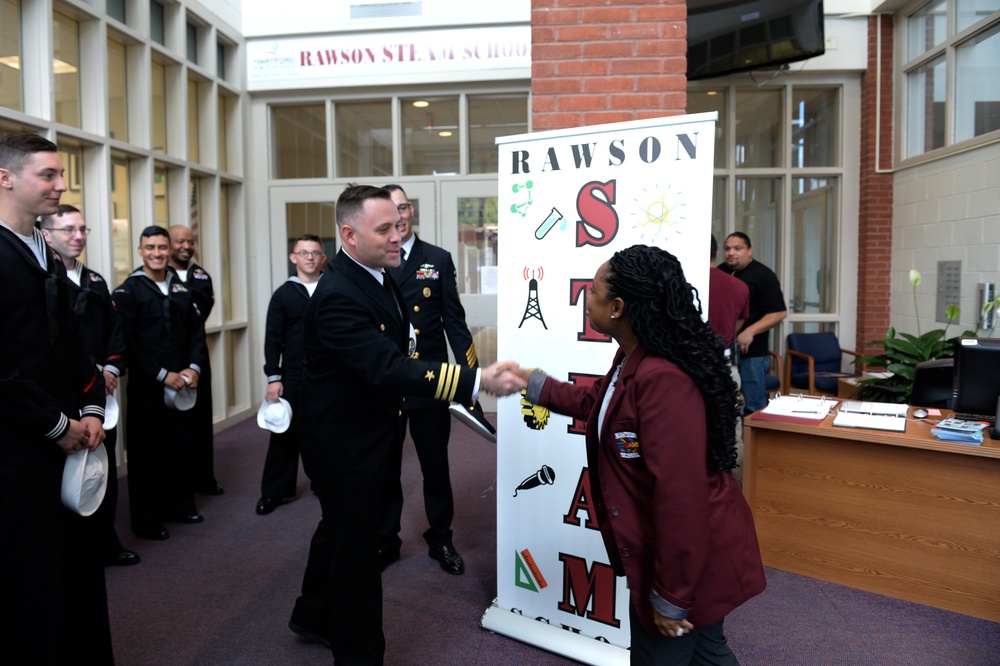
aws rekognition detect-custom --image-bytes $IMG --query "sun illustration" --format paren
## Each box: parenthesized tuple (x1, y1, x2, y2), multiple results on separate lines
(631, 184, 686, 243)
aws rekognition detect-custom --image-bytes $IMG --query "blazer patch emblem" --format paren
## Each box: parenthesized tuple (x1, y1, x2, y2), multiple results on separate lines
(614, 431, 640, 459)
(171, 283, 189, 293)
(192, 268, 209, 280)
(88, 274, 104, 283)
(415, 263, 439, 280)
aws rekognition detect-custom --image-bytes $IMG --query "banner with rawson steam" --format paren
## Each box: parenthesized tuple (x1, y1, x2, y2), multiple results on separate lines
(483, 112, 717, 665)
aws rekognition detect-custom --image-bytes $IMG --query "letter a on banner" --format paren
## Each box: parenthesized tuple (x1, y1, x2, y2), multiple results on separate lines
(482, 112, 717, 666)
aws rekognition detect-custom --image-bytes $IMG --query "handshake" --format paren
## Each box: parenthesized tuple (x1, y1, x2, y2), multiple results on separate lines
(479, 361, 531, 397)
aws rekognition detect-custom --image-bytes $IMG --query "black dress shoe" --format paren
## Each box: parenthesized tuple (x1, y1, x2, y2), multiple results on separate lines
(428, 544, 464, 575)
(132, 525, 169, 541)
(256, 497, 282, 515)
(288, 618, 331, 649)
(104, 550, 141, 567)
(165, 513, 205, 524)
(379, 549, 400, 572)
(197, 484, 225, 495)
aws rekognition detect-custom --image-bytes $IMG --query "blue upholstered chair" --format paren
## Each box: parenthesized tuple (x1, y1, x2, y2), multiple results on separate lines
(765, 350, 783, 397)
(784, 332, 861, 396)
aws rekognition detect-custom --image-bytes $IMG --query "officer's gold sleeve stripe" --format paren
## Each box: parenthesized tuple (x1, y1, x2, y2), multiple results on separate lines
(435, 363, 461, 402)
(465, 345, 478, 368)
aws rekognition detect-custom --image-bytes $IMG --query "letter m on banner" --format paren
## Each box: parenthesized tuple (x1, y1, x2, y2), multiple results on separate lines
(557, 553, 621, 629)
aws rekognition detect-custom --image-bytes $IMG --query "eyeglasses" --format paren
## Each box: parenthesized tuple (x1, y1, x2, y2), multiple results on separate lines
(295, 250, 323, 258)
(48, 227, 90, 236)
(396, 203, 411, 213)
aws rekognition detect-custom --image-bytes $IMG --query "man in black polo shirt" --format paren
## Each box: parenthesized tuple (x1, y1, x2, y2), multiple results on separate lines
(719, 232, 786, 414)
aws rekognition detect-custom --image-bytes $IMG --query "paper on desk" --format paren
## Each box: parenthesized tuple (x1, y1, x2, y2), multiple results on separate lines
(759, 394, 834, 420)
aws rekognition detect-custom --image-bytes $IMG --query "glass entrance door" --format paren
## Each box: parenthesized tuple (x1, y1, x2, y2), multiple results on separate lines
(441, 178, 499, 410)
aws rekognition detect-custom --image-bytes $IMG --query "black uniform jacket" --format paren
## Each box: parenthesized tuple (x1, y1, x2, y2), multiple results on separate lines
(57, 259, 123, 374)
(0, 226, 104, 444)
(110, 268, 207, 387)
(394, 235, 477, 410)
(263, 277, 311, 383)
(297, 250, 478, 492)
(178, 262, 214, 321)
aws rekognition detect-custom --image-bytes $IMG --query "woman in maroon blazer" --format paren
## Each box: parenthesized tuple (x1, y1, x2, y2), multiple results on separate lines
(519, 244, 766, 665)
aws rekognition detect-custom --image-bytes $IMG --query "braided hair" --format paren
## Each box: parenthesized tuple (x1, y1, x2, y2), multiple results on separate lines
(605, 244, 739, 473)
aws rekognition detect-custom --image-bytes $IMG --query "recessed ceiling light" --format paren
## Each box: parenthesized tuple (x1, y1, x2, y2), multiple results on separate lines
(413, 100, 429, 108)
(438, 131, 453, 137)
(706, 91, 718, 96)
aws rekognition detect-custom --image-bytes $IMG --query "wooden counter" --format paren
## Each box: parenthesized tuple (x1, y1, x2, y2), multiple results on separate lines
(744, 408, 1000, 621)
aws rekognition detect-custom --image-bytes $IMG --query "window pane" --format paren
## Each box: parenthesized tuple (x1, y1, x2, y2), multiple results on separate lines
(273, 105, 327, 178)
(224, 329, 246, 410)
(906, 55, 946, 156)
(734, 177, 782, 272)
(188, 79, 200, 163)
(791, 88, 839, 167)
(219, 186, 232, 321)
(150, 0, 165, 46)
(790, 177, 838, 314)
(735, 90, 781, 168)
(907, 0, 947, 60)
(189, 180, 202, 264)
(456, 196, 498, 295)
(0, 0, 21, 112)
(335, 101, 391, 178)
(468, 94, 528, 174)
(218, 94, 229, 172)
(955, 21, 1000, 142)
(151, 60, 167, 153)
(687, 89, 727, 168)
(711, 176, 727, 247)
(216, 42, 226, 79)
(154, 165, 169, 226)
(54, 11, 81, 128)
(111, 153, 132, 288)
(107, 0, 125, 24)
(402, 96, 459, 175)
(57, 144, 84, 212)
(108, 37, 128, 142)
(186, 23, 197, 63)
(285, 202, 337, 272)
(957, 0, 1000, 33)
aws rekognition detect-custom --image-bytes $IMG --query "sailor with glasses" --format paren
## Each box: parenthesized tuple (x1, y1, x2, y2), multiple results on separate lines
(39, 204, 140, 567)
(256, 234, 326, 516)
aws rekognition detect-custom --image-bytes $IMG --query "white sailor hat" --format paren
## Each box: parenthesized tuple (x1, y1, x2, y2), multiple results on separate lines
(257, 398, 293, 433)
(61, 443, 109, 516)
(164, 385, 197, 411)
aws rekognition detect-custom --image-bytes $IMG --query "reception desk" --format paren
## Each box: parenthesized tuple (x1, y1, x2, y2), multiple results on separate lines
(744, 408, 1000, 621)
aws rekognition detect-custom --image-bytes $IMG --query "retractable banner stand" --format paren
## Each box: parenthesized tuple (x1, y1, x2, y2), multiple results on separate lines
(482, 113, 717, 664)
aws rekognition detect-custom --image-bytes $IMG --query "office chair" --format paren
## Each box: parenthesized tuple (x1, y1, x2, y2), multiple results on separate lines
(785, 331, 861, 396)
(765, 350, 783, 397)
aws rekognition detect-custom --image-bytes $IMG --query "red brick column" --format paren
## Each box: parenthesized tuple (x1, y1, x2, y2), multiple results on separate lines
(856, 14, 894, 355)
(530, 0, 687, 131)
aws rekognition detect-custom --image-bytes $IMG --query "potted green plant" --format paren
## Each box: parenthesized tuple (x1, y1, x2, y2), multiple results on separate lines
(854, 270, 999, 403)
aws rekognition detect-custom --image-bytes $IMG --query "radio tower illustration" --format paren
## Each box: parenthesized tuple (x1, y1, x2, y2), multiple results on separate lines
(519, 268, 547, 330)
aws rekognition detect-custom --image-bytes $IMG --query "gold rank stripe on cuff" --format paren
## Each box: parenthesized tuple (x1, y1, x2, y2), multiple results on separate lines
(465, 345, 478, 368)
(434, 362, 461, 402)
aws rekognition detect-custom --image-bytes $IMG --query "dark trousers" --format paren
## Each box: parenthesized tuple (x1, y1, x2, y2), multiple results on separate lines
(379, 405, 454, 553)
(189, 363, 218, 490)
(260, 380, 300, 499)
(629, 604, 738, 666)
(95, 426, 125, 558)
(0, 442, 113, 664)
(292, 485, 385, 665)
(126, 382, 197, 531)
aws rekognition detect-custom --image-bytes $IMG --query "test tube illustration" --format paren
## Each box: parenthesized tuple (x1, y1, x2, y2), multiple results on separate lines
(535, 207, 564, 239)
